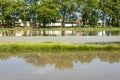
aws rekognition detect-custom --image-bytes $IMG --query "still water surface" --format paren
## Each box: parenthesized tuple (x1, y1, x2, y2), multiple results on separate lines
(0, 51, 120, 80)
(0, 30, 120, 36)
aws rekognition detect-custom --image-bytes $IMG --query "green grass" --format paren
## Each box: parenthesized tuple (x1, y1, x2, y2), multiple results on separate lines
(0, 27, 120, 31)
(75, 27, 120, 31)
(0, 42, 119, 52)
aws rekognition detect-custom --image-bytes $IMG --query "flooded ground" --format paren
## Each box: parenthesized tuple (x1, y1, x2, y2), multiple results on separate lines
(0, 30, 120, 37)
(0, 36, 120, 43)
(0, 51, 120, 80)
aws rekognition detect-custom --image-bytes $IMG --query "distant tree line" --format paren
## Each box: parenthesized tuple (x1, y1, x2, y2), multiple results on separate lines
(0, 0, 120, 28)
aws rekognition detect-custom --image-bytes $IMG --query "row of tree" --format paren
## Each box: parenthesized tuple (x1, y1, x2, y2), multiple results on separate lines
(0, 0, 120, 28)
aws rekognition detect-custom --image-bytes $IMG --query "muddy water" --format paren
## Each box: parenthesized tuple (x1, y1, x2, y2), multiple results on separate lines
(0, 51, 120, 80)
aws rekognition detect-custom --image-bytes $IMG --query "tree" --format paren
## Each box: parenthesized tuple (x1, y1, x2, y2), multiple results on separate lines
(0, 0, 18, 27)
(111, 0, 120, 27)
(0, 0, 27, 27)
(87, 0, 99, 27)
(66, 1, 77, 27)
(37, 0, 60, 27)
(0, 0, 119, 28)
(59, 0, 76, 27)
(25, 0, 40, 27)
(76, 0, 89, 27)
(98, 0, 115, 27)
(16, 0, 28, 27)
(0, 0, 9, 27)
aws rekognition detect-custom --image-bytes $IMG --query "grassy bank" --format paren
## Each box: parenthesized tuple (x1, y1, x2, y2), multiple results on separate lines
(0, 27, 120, 31)
(0, 43, 119, 52)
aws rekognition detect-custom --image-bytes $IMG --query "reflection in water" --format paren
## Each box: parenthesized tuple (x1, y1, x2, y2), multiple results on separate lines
(0, 51, 120, 70)
(0, 30, 120, 36)
(0, 51, 120, 80)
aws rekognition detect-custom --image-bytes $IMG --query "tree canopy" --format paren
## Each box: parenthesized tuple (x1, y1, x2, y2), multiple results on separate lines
(0, 0, 120, 27)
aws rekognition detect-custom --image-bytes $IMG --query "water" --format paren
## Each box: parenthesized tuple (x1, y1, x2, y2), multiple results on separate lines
(0, 51, 120, 80)
(0, 30, 120, 37)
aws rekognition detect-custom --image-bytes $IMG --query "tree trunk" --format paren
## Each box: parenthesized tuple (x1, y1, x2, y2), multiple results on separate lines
(61, 7, 66, 28)
(61, 17, 65, 28)
(43, 19, 46, 28)
(82, 20, 85, 28)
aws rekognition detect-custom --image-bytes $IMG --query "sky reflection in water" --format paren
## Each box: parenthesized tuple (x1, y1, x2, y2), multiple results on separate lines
(0, 51, 120, 80)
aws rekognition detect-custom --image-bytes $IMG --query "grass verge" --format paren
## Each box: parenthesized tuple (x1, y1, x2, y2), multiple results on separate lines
(0, 27, 120, 31)
(0, 42, 119, 52)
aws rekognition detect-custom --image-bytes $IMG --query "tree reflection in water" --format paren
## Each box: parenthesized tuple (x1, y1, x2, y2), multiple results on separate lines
(0, 30, 120, 36)
(0, 51, 120, 70)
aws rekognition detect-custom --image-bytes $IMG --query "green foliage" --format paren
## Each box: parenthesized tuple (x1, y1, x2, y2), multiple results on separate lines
(98, 0, 120, 27)
(0, 0, 120, 27)
(36, 0, 60, 27)
(59, 0, 77, 27)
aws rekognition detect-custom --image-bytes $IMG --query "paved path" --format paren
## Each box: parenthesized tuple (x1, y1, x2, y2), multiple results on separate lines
(0, 36, 120, 44)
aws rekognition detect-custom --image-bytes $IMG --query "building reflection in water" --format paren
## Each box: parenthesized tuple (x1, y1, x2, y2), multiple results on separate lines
(0, 30, 120, 37)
